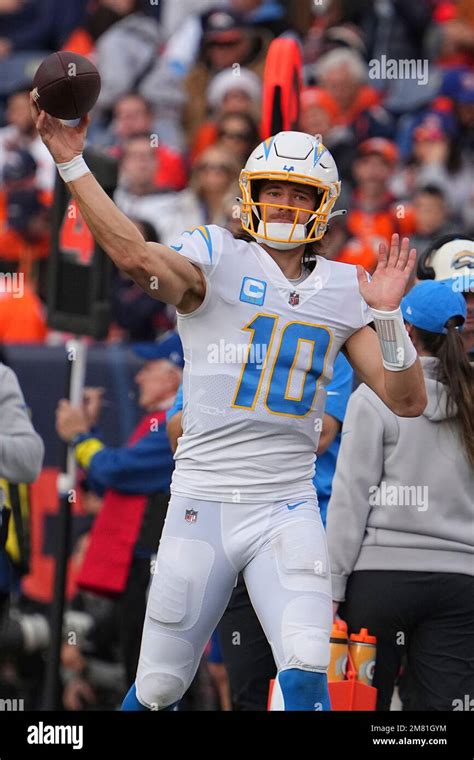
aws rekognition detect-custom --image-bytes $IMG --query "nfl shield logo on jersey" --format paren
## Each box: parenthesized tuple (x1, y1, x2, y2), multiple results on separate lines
(185, 509, 198, 523)
(289, 291, 300, 306)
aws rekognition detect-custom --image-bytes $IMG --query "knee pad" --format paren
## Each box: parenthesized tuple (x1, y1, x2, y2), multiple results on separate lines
(281, 596, 332, 671)
(270, 669, 331, 711)
(122, 682, 179, 711)
(136, 630, 194, 709)
(139, 670, 183, 710)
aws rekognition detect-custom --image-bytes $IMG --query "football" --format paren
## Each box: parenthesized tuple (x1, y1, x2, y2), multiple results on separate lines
(32, 51, 101, 120)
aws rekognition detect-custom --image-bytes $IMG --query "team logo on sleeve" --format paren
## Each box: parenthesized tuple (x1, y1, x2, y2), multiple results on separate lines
(240, 277, 267, 305)
(185, 509, 198, 523)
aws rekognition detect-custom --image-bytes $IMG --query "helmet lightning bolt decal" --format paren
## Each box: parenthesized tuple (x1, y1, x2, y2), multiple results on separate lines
(263, 137, 275, 159)
(313, 145, 328, 167)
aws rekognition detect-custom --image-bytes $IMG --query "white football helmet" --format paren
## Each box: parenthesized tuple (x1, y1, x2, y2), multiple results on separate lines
(239, 130, 341, 250)
(417, 236, 474, 292)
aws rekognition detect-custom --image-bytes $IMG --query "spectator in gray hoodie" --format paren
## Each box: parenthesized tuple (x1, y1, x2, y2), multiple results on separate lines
(327, 280, 474, 711)
(0, 359, 44, 616)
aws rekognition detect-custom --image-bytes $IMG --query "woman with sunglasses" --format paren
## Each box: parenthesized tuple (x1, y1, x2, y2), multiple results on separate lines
(157, 145, 241, 244)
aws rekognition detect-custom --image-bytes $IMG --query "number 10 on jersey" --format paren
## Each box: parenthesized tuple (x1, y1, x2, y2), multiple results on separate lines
(231, 314, 332, 418)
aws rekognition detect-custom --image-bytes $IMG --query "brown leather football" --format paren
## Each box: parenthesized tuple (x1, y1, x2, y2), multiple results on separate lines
(32, 51, 101, 120)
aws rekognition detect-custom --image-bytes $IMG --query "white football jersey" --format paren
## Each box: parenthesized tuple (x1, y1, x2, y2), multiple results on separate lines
(170, 225, 372, 503)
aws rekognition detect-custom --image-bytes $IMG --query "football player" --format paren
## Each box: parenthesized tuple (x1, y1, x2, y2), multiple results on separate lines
(417, 234, 474, 358)
(31, 104, 427, 710)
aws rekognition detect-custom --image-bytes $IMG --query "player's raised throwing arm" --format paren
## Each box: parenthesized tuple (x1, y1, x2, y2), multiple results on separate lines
(30, 101, 205, 312)
(344, 234, 427, 418)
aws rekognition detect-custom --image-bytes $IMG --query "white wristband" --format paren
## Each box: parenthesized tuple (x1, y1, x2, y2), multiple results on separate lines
(56, 154, 90, 183)
(369, 306, 417, 371)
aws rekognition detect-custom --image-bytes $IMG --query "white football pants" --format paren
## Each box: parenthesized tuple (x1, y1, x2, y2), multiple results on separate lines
(135, 493, 332, 709)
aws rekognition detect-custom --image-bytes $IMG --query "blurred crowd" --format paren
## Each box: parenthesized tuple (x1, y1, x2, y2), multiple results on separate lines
(0, 0, 472, 343)
(0, 0, 472, 713)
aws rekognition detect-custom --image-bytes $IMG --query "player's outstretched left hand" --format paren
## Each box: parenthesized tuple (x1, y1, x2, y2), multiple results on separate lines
(356, 233, 416, 312)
